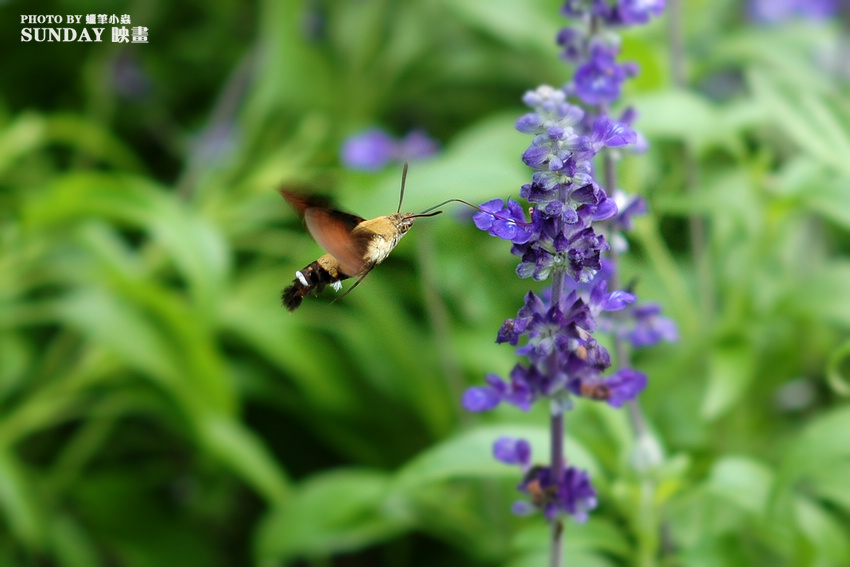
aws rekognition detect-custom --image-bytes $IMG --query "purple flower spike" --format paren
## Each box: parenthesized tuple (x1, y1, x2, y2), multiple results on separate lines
(464, 0, 671, 531)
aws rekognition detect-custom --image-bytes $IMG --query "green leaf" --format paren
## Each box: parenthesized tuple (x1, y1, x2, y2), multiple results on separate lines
(514, 518, 631, 558)
(805, 460, 850, 512)
(700, 340, 756, 420)
(25, 173, 230, 311)
(748, 70, 850, 176)
(255, 469, 408, 562)
(48, 513, 100, 567)
(443, 0, 559, 51)
(508, 550, 615, 567)
(198, 414, 290, 505)
(785, 262, 850, 329)
(632, 90, 752, 155)
(57, 289, 181, 387)
(220, 269, 362, 415)
(826, 338, 850, 396)
(0, 112, 46, 176)
(394, 424, 598, 491)
(705, 456, 773, 515)
(794, 495, 850, 563)
(0, 445, 44, 549)
(777, 406, 850, 494)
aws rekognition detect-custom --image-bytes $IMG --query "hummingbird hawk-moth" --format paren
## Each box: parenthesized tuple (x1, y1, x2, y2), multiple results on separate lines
(280, 164, 445, 311)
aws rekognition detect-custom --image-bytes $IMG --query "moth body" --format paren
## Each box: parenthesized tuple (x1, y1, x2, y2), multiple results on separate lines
(355, 213, 416, 265)
(279, 163, 445, 312)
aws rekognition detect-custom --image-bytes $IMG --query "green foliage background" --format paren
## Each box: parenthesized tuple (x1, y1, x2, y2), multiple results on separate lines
(3, 0, 850, 565)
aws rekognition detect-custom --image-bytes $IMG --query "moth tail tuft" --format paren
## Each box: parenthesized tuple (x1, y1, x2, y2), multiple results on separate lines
(281, 257, 349, 312)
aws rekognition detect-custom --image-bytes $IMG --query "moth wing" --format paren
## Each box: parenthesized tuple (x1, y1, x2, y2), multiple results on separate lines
(304, 207, 369, 276)
(281, 190, 368, 276)
(281, 191, 339, 218)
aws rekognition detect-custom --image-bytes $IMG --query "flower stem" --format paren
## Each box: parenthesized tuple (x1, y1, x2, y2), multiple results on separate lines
(549, 408, 565, 567)
(547, 179, 570, 567)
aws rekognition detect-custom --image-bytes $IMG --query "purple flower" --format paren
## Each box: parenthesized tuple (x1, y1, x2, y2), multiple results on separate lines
(494, 437, 532, 467)
(341, 129, 397, 171)
(341, 128, 438, 171)
(613, 0, 667, 25)
(573, 48, 631, 105)
(556, 27, 586, 62)
(462, 384, 502, 412)
(622, 303, 678, 348)
(609, 190, 647, 233)
(588, 115, 637, 151)
(749, 0, 837, 23)
(604, 368, 647, 407)
(397, 129, 439, 161)
(588, 279, 636, 315)
(473, 199, 534, 244)
(516, 464, 598, 522)
(494, 439, 598, 523)
(462, 367, 536, 412)
(109, 52, 152, 100)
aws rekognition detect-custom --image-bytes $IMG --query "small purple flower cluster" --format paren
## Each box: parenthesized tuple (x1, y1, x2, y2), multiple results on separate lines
(341, 128, 438, 171)
(494, 438, 597, 523)
(463, 0, 671, 525)
(748, 0, 837, 23)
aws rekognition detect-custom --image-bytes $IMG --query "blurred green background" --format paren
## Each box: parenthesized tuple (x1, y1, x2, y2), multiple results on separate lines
(3, 0, 850, 565)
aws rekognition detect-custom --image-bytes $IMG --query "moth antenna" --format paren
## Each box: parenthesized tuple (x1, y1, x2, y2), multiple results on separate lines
(397, 161, 409, 214)
(418, 198, 533, 225)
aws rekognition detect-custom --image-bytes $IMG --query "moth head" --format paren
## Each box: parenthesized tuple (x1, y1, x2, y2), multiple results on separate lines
(394, 210, 443, 235)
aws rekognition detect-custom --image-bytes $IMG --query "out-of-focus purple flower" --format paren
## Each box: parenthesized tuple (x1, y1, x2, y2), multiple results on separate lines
(341, 129, 397, 171)
(517, 464, 598, 522)
(464, 364, 563, 412)
(397, 129, 439, 161)
(340, 128, 438, 171)
(494, 437, 532, 467)
(191, 122, 238, 164)
(603, 367, 648, 407)
(613, 0, 667, 25)
(573, 47, 633, 105)
(610, 191, 647, 233)
(749, 0, 837, 23)
(494, 440, 598, 523)
(462, 384, 502, 412)
(109, 52, 152, 100)
(622, 303, 678, 347)
(556, 27, 586, 62)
